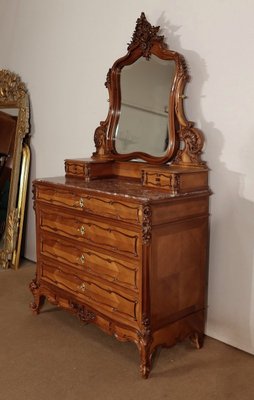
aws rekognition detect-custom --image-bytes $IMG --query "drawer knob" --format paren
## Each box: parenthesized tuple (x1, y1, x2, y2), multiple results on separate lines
(78, 225, 85, 235)
(79, 254, 85, 264)
(79, 283, 86, 292)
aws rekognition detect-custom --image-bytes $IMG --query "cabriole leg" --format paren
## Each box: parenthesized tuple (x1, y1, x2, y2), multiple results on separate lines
(138, 342, 153, 379)
(189, 332, 204, 349)
(30, 294, 45, 314)
(29, 279, 45, 314)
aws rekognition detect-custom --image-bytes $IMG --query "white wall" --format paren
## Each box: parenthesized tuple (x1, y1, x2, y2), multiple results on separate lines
(1, 0, 254, 355)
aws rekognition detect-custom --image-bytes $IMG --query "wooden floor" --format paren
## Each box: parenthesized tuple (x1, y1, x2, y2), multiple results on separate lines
(0, 259, 254, 400)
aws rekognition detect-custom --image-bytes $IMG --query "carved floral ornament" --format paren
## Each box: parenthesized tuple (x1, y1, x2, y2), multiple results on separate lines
(0, 70, 29, 142)
(142, 204, 152, 245)
(127, 12, 165, 59)
(0, 70, 27, 104)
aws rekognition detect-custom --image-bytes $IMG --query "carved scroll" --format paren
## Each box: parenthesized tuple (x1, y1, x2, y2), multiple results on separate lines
(174, 124, 205, 166)
(93, 118, 112, 159)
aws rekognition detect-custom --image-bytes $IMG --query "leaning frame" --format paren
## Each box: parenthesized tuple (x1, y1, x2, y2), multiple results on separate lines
(0, 70, 30, 269)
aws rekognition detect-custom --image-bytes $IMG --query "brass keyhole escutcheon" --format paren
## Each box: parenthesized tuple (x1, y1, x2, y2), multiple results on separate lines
(80, 254, 85, 264)
(74, 197, 84, 208)
(79, 283, 86, 292)
(78, 225, 85, 235)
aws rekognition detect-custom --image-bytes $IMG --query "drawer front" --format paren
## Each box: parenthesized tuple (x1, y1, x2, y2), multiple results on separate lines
(41, 261, 139, 322)
(142, 170, 179, 193)
(36, 186, 142, 224)
(39, 208, 142, 259)
(40, 234, 139, 290)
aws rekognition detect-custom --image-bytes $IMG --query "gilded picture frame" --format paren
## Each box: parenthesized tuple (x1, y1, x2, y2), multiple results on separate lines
(0, 69, 30, 269)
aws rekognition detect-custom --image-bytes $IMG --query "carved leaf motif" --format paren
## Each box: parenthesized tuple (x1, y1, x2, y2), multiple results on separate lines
(17, 107, 29, 139)
(0, 70, 27, 102)
(94, 126, 106, 148)
(177, 54, 190, 82)
(128, 12, 165, 59)
(29, 278, 40, 293)
(105, 68, 112, 88)
(138, 313, 152, 346)
(93, 122, 111, 158)
(142, 204, 152, 245)
(70, 302, 96, 323)
(5, 208, 19, 253)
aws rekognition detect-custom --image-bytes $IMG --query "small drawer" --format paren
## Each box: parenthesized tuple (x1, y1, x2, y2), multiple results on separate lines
(38, 208, 142, 259)
(41, 261, 139, 322)
(40, 234, 139, 290)
(36, 186, 142, 225)
(142, 169, 179, 193)
(142, 168, 208, 194)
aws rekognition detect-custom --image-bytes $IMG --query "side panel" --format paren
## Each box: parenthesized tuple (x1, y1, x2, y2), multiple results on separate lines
(150, 213, 208, 330)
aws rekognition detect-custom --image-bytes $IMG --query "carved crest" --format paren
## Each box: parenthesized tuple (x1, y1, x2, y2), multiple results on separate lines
(128, 12, 165, 59)
(0, 70, 27, 103)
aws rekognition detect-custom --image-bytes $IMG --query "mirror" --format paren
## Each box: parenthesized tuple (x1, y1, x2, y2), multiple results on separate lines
(93, 12, 204, 167)
(115, 55, 176, 156)
(0, 70, 30, 269)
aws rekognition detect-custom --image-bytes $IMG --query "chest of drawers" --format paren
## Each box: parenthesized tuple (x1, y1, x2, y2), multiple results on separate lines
(30, 174, 209, 378)
(29, 12, 211, 378)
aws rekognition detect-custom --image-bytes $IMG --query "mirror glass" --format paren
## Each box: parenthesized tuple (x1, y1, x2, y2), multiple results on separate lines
(114, 55, 176, 156)
(0, 108, 18, 249)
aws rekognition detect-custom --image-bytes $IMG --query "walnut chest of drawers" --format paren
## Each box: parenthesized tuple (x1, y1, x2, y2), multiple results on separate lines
(30, 170, 209, 378)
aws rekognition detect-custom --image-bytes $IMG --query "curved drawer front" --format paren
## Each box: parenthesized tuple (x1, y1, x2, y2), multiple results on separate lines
(40, 234, 139, 291)
(36, 186, 142, 224)
(39, 209, 142, 259)
(41, 261, 139, 322)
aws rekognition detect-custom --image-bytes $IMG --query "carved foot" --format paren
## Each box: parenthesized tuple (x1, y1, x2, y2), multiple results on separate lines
(137, 314, 153, 378)
(138, 343, 153, 379)
(29, 295, 45, 315)
(189, 332, 204, 349)
(139, 349, 152, 379)
(140, 362, 151, 379)
(29, 279, 45, 314)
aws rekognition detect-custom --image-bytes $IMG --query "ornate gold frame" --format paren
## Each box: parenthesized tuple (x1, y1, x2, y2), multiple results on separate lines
(0, 70, 30, 269)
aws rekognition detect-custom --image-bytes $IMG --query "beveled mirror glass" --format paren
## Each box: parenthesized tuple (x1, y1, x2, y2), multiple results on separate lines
(0, 70, 30, 269)
(115, 55, 176, 156)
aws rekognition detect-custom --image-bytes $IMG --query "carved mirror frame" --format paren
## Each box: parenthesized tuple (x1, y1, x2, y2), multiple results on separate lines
(0, 70, 30, 269)
(93, 12, 204, 166)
